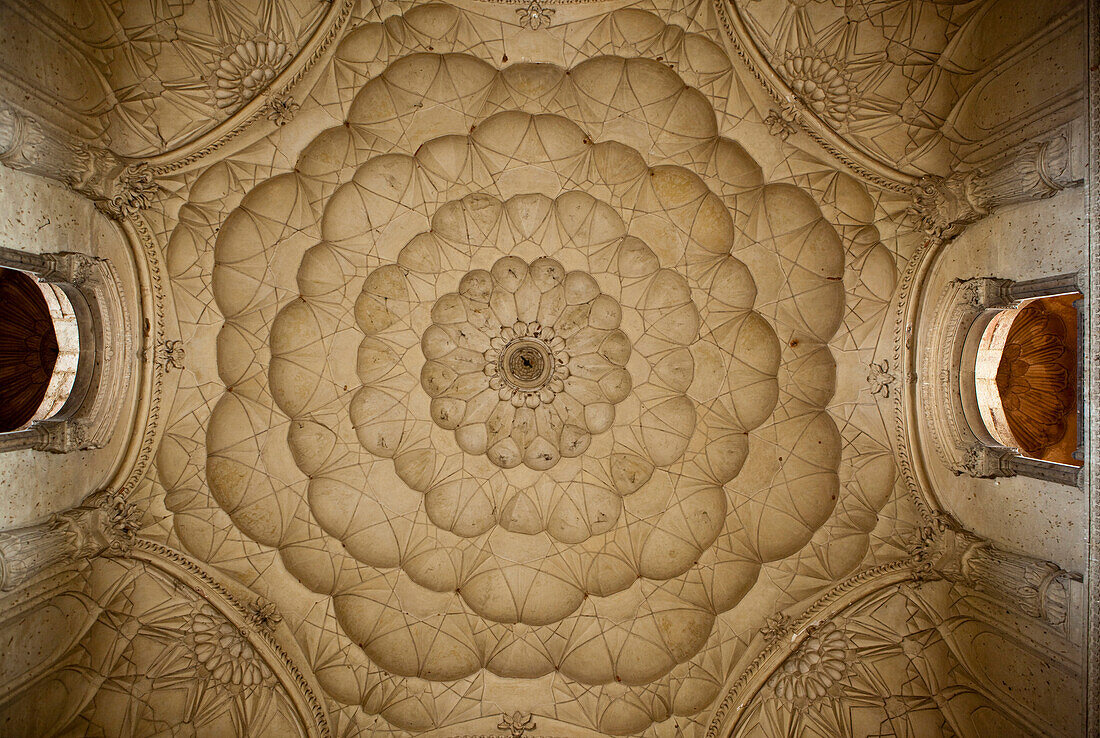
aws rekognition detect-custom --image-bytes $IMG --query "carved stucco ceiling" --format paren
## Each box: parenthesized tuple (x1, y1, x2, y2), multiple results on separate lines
(0, 0, 326, 156)
(149, 2, 918, 735)
(0, 557, 309, 736)
(731, 0, 1082, 177)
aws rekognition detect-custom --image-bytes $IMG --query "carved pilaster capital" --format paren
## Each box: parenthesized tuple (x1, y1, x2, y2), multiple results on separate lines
(0, 102, 156, 220)
(909, 136, 1080, 239)
(952, 442, 1016, 479)
(95, 491, 143, 555)
(36, 251, 103, 286)
(31, 419, 102, 454)
(956, 276, 1014, 311)
(98, 162, 158, 220)
(0, 493, 142, 590)
(907, 515, 1077, 629)
(910, 174, 977, 240)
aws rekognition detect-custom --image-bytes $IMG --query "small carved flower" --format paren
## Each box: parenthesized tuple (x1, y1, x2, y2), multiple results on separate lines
(498, 711, 537, 737)
(246, 597, 283, 633)
(767, 621, 849, 706)
(764, 107, 797, 141)
(760, 612, 793, 644)
(517, 0, 555, 30)
(866, 359, 894, 398)
(214, 39, 293, 110)
(265, 94, 299, 126)
(192, 604, 273, 687)
(780, 53, 851, 127)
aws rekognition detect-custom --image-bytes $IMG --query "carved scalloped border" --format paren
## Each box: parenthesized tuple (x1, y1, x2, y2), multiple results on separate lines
(704, 558, 920, 737)
(145, 0, 356, 175)
(127, 538, 331, 737)
(710, 0, 916, 194)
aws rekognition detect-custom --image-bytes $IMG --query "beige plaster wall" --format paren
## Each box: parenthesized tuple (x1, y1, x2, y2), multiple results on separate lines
(919, 186, 1088, 574)
(0, 166, 140, 528)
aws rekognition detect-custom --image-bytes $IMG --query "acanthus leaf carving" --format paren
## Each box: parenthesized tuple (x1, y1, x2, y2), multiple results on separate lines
(0, 102, 157, 220)
(906, 513, 1077, 629)
(909, 137, 1079, 239)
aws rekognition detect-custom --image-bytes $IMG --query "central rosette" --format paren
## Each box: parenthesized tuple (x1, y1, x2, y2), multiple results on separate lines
(488, 323, 564, 400)
(421, 256, 632, 470)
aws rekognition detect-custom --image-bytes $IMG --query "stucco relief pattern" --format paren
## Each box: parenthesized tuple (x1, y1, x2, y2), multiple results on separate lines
(732, 0, 1083, 177)
(0, 557, 309, 737)
(8, 0, 327, 157)
(732, 582, 1084, 738)
(152, 4, 905, 735)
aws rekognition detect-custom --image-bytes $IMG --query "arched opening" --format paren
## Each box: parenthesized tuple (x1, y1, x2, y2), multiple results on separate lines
(0, 267, 80, 432)
(974, 293, 1081, 469)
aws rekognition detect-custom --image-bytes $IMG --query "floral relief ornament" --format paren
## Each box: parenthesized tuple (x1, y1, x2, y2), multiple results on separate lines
(764, 106, 798, 141)
(867, 359, 895, 398)
(517, 0, 555, 30)
(245, 596, 283, 633)
(265, 93, 300, 126)
(214, 38, 293, 110)
(780, 51, 852, 127)
(191, 603, 274, 687)
(766, 620, 851, 709)
(499, 712, 537, 737)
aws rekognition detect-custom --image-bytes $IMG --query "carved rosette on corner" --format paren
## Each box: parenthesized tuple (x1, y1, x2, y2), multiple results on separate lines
(0, 102, 157, 220)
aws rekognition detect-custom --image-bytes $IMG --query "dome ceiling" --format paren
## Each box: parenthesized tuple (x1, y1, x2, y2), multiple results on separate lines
(149, 2, 917, 735)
